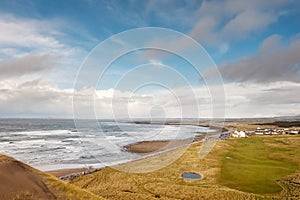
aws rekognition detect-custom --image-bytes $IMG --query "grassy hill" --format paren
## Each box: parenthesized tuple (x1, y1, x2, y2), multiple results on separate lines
(0, 154, 105, 200)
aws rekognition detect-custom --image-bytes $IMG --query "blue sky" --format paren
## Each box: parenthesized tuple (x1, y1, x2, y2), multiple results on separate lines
(2, 0, 299, 62)
(0, 0, 300, 118)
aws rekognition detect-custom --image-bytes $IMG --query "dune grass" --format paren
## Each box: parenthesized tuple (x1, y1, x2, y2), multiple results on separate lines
(45, 175, 105, 200)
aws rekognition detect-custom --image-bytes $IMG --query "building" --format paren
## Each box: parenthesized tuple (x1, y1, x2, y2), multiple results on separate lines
(232, 130, 247, 138)
(286, 130, 299, 135)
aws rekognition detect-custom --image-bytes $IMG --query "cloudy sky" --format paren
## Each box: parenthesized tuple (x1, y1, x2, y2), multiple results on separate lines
(0, 0, 299, 118)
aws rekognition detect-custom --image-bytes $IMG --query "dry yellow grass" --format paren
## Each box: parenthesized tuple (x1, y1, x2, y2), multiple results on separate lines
(45, 175, 105, 200)
(72, 136, 297, 200)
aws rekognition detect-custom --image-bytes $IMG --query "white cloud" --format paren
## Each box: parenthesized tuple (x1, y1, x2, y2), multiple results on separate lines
(0, 14, 91, 90)
(192, 0, 290, 45)
(223, 82, 300, 117)
(0, 13, 89, 62)
(0, 15, 63, 50)
(221, 9, 276, 38)
(0, 79, 298, 118)
(0, 80, 73, 117)
(189, 16, 218, 44)
(0, 54, 58, 80)
(143, 0, 295, 55)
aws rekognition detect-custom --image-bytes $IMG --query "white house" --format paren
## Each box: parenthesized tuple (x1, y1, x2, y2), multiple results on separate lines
(232, 130, 246, 138)
(239, 131, 246, 137)
(232, 131, 239, 138)
(287, 130, 299, 135)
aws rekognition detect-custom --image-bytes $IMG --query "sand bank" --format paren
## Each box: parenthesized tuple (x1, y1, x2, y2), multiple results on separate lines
(123, 134, 205, 154)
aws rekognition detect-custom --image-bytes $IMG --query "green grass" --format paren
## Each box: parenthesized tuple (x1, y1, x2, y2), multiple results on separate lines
(220, 137, 299, 194)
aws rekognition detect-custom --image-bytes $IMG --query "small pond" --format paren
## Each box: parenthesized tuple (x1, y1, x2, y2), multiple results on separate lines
(181, 172, 202, 179)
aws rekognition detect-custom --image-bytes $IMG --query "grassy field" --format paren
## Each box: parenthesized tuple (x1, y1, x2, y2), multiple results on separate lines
(220, 136, 300, 194)
(70, 135, 300, 199)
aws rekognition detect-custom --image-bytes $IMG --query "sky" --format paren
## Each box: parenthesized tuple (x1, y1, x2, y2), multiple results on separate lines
(0, 0, 300, 118)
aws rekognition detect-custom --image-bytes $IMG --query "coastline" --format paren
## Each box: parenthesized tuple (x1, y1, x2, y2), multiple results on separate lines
(47, 122, 224, 179)
(46, 137, 203, 179)
(2, 121, 300, 199)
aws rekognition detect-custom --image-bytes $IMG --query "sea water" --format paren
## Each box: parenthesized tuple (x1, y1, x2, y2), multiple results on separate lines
(0, 119, 213, 171)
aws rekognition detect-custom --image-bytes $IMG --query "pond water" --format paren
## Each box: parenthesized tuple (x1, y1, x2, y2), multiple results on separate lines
(181, 172, 202, 179)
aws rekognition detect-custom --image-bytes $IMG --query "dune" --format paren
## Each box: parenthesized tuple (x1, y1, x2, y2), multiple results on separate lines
(0, 154, 56, 199)
(0, 154, 104, 200)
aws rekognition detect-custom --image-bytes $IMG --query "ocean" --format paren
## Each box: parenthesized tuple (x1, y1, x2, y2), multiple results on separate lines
(0, 119, 213, 171)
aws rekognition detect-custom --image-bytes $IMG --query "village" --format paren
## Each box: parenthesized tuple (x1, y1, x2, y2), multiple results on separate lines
(230, 127, 300, 138)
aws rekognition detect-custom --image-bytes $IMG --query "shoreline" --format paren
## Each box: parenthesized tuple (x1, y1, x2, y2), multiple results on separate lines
(46, 136, 207, 179)
(46, 137, 202, 179)
(46, 122, 225, 178)
(132, 121, 228, 132)
(47, 167, 87, 177)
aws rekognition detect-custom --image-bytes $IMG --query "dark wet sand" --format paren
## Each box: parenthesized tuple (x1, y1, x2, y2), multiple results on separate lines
(123, 134, 205, 154)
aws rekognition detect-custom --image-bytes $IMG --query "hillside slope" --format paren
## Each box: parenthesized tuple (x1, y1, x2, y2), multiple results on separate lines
(0, 154, 105, 200)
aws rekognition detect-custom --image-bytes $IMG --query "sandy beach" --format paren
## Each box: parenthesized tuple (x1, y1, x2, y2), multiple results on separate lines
(47, 167, 87, 177)
(122, 134, 206, 154)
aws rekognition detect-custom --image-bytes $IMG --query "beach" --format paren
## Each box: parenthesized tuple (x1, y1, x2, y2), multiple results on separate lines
(47, 167, 87, 177)
(44, 121, 219, 178)
(0, 119, 215, 172)
(47, 132, 208, 178)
